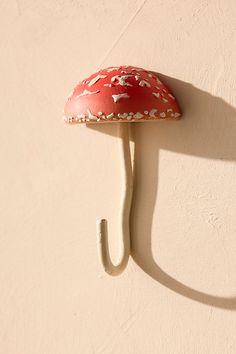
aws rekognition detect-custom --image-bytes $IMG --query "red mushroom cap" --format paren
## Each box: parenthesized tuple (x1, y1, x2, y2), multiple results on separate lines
(64, 66, 181, 124)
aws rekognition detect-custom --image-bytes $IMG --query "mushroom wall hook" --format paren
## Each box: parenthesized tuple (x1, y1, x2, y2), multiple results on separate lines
(64, 66, 181, 276)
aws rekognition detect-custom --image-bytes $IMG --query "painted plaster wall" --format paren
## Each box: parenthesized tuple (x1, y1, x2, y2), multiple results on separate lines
(1, 0, 236, 353)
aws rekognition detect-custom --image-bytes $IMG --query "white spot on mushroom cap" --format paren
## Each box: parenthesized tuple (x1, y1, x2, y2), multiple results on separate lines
(133, 112, 144, 119)
(64, 116, 88, 124)
(162, 98, 169, 103)
(112, 93, 130, 103)
(76, 89, 100, 98)
(152, 92, 160, 99)
(118, 113, 128, 119)
(160, 112, 166, 118)
(111, 75, 133, 87)
(131, 68, 144, 72)
(87, 109, 97, 120)
(174, 112, 181, 118)
(107, 113, 114, 119)
(155, 77, 162, 84)
(106, 67, 120, 72)
(88, 74, 107, 87)
(149, 109, 158, 117)
(77, 113, 85, 119)
(139, 80, 151, 88)
(168, 93, 175, 100)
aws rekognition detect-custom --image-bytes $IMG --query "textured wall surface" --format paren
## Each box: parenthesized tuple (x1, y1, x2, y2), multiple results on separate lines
(1, 0, 236, 353)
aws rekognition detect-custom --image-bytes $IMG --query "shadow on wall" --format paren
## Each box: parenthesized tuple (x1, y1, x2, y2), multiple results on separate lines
(88, 74, 236, 310)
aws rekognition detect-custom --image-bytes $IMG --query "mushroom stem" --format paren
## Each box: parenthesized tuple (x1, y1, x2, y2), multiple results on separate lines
(97, 122, 134, 276)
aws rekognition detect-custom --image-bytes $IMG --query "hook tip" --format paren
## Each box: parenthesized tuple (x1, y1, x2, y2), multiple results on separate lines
(96, 219, 107, 228)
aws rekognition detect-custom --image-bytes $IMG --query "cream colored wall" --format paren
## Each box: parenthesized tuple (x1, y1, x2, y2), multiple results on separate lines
(1, 0, 236, 353)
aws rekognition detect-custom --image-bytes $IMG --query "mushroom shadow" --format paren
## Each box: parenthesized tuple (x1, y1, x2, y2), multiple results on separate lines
(88, 74, 236, 310)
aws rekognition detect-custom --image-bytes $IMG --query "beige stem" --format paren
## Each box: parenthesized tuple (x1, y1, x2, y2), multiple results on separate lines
(96, 122, 134, 276)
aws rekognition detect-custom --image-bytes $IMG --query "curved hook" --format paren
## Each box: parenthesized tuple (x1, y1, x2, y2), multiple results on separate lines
(96, 123, 134, 276)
